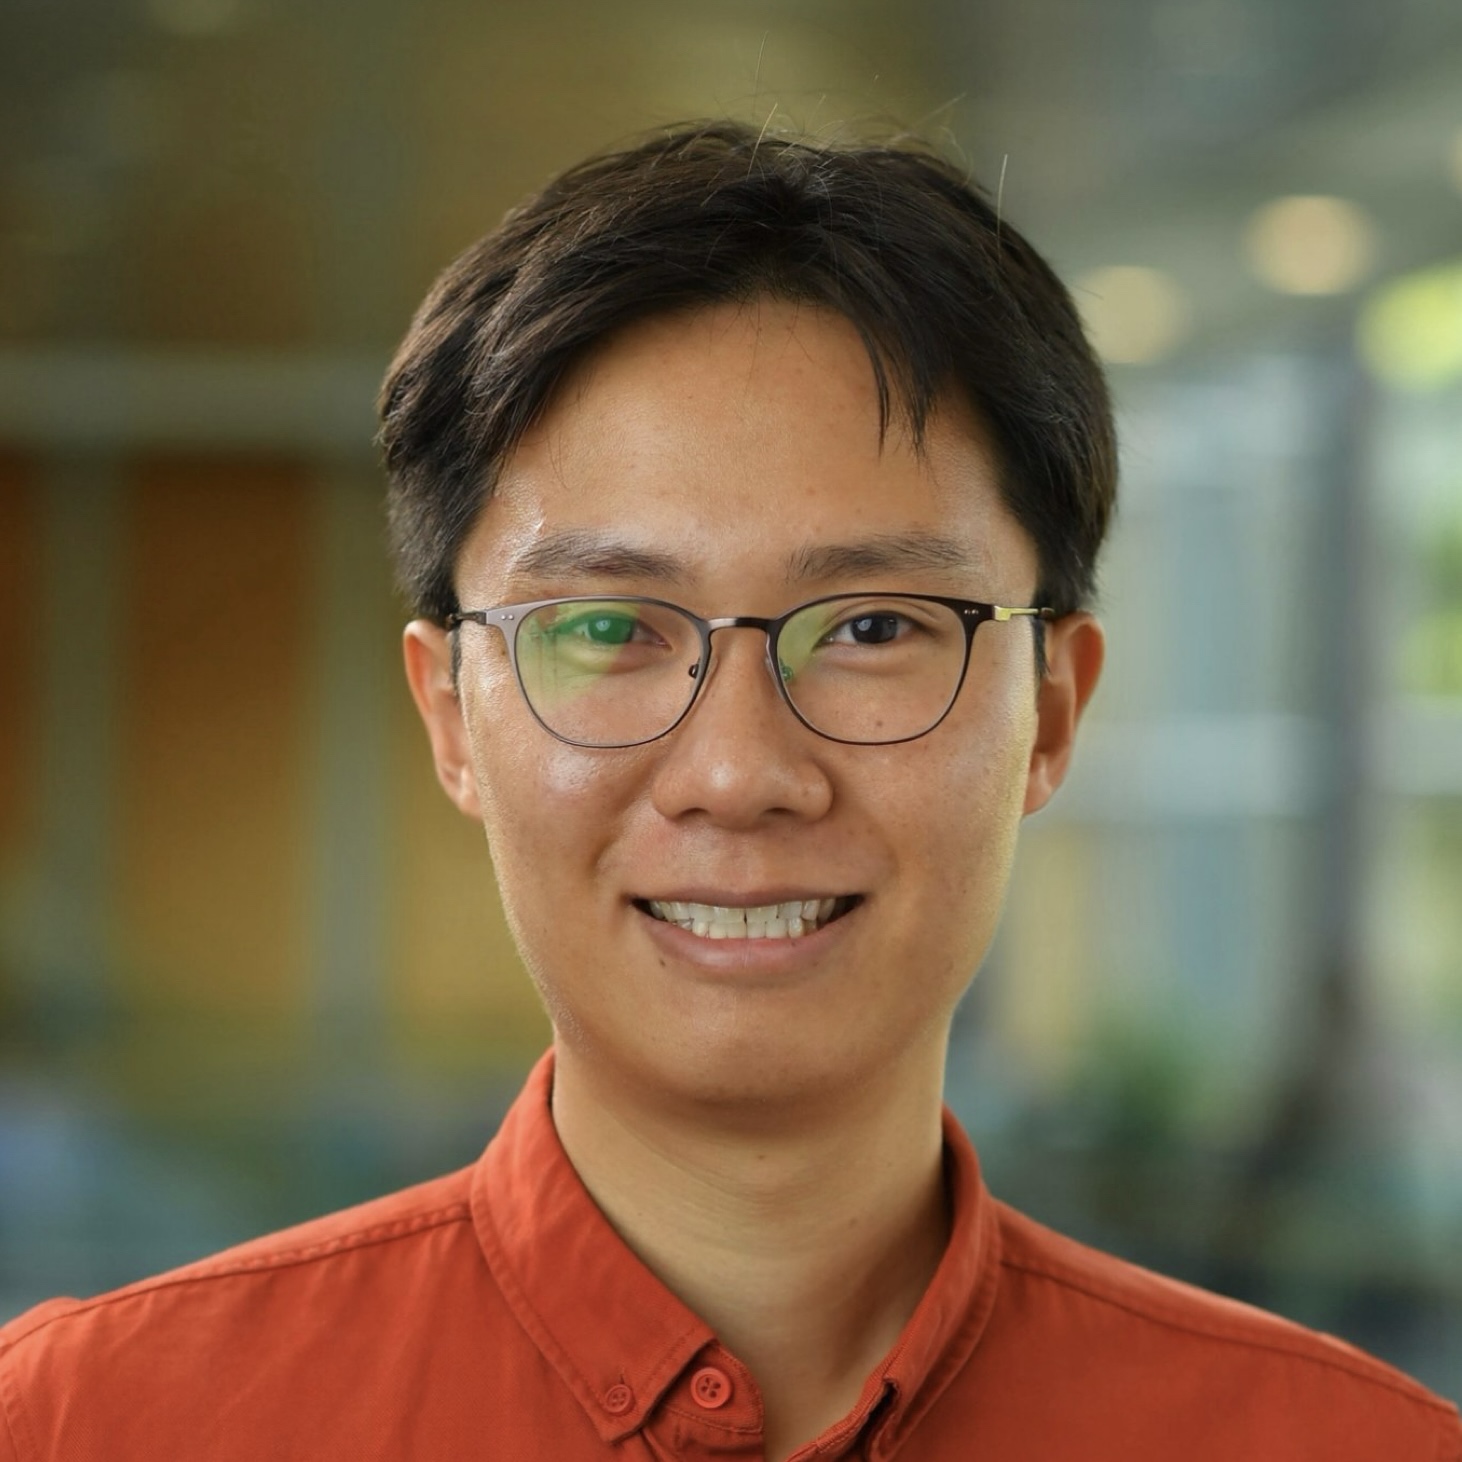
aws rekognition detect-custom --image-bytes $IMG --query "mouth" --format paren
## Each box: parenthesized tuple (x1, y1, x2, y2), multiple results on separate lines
(634, 895, 860, 940)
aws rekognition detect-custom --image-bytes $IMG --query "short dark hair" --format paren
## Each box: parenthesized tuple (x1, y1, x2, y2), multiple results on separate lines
(379, 121, 1116, 626)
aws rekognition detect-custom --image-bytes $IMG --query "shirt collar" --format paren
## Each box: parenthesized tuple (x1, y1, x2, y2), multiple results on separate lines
(471, 1051, 1002, 1452)
(868, 1110, 1003, 1456)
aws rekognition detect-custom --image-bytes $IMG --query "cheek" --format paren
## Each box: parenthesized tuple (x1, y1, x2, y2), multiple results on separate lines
(471, 731, 600, 857)
(904, 688, 1034, 919)
(460, 725, 613, 1014)
(462, 652, 594, 814)
(459, 683, 644, 903)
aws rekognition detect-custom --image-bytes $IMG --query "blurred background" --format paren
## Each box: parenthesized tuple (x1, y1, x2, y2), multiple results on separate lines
(1, 0, 1460, 1400)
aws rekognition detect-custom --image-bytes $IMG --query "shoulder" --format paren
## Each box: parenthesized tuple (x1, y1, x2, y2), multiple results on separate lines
(987, 1201, 1460, 1455)
(0, 1167, 481, 1444)
(0, 1169, 503, 1461)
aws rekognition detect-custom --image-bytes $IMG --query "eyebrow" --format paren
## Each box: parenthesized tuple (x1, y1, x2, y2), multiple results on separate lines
(506, 529, 691, 586)
(504, 527, 987, 591)
(784, 532, 987, 585)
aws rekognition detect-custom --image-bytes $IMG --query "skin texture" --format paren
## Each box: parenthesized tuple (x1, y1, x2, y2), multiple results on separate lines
(403, 298, 1104, 1458)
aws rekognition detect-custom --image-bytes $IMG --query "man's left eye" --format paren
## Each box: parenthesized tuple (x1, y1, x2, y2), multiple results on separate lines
(827, 611, 906, 645)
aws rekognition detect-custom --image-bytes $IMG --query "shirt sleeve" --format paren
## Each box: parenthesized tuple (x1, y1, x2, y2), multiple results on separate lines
(0, 1356, 32, 1462)
(1436, 1405, 1462, 1462)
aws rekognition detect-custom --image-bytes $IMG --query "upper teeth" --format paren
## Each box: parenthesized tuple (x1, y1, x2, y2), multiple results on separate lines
(647, 898, 838, 940)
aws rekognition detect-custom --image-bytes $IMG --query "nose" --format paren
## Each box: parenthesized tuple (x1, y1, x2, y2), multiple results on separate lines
(648, 624, 834, 828)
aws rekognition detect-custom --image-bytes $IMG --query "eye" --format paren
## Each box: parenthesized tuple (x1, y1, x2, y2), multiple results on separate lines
(821, 608, 911, 646)
(569, 611, 638, 644)
(777, 598, 941, 683)
(521, 601, 692, 677)
(544, 607, 652, 646)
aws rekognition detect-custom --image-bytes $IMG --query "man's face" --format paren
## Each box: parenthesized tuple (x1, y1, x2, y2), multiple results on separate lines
(405, 299, 1100, 1114)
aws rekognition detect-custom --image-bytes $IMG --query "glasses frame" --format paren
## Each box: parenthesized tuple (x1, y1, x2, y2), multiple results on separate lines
(447, 592, 1054, 749)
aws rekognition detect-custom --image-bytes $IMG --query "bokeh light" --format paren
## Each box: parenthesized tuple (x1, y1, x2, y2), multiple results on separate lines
(1358, 258, 1462, 391)
(1074, 265, 1191, 365)
(1243, 194, 1378, 295)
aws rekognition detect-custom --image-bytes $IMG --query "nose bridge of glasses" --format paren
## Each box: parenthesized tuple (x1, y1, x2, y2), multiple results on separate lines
(702, 614, 777, 635)
(694, 615, 784, 690)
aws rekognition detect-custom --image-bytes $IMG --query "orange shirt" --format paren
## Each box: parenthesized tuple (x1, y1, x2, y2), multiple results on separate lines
(2, 1053, 1456, 1461)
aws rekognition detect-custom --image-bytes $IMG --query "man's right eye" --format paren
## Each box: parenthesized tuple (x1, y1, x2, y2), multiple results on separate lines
(537, 606, 651, 649)
(567, 612, 637, 645)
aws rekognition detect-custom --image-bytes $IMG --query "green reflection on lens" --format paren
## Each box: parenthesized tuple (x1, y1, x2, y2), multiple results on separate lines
(776, 605, 829, 684)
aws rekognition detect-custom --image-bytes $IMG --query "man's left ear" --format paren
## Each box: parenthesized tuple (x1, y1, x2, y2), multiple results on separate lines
(1024, 612, 1105, 816)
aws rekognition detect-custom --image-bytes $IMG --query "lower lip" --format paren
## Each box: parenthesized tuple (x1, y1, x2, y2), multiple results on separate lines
(634, 903, 859, 977)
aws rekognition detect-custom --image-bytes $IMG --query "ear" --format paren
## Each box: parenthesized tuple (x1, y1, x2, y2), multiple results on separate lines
(1024, 612, 1104, 816)
(402, 620, 483, 820)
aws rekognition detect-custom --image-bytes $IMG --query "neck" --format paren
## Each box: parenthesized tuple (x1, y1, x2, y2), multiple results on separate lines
(550, 1043, 951, 1462)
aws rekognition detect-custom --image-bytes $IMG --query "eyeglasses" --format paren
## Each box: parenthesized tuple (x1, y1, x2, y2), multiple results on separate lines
(447, 593, 1053, 749)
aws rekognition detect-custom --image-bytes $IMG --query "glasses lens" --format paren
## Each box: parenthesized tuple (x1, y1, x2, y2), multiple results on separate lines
(776, 596, 968, 743)
(514, 599, 702, 747)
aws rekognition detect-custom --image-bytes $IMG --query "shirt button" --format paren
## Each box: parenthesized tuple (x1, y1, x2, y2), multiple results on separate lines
(690, 1366, 732, 1409)
(604, 1383, 634, 1415)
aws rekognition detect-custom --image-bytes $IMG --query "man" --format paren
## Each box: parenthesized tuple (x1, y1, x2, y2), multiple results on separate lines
(1, 122, 1456, 1461)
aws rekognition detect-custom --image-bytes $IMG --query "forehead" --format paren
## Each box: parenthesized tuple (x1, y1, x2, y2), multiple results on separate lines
(457, 300, 1036, 600)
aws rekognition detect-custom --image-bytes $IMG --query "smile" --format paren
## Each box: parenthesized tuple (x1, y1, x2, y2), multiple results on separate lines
(640, 897, 857, 940)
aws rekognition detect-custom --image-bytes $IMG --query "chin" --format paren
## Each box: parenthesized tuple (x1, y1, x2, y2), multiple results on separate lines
(589, 1015, 939, 1127)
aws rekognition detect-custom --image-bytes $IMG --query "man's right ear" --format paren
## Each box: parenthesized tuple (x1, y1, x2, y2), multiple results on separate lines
(402, 621, 483, 820)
